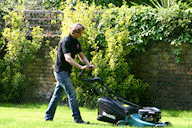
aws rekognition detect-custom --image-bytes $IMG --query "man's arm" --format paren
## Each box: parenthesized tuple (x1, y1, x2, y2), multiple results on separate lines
(78, 52, 95, 69)
(64, 53, 89, 70)
(77, 52, 91, 66)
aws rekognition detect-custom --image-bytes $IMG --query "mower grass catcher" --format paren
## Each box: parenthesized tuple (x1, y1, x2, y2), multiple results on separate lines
(79, 70, 171, 127)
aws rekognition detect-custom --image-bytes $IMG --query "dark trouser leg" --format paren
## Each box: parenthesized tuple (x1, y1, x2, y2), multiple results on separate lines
(45, 83, 64, 121)
(55, 71, 82, 122)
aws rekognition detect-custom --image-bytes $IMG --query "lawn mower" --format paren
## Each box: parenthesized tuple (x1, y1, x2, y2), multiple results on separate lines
(79, 69, 171, 127)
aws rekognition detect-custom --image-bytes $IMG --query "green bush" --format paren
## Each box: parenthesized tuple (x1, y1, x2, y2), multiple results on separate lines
(90, 4, 149, 104)
(0, 5, 43, 103)
(0, 8, 7, 58)
(127, 4, 192, 62)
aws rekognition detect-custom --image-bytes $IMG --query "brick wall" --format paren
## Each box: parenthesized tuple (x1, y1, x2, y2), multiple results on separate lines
(23, 36, 60, 102)
(20, 10, 63, 102)
(24, 38, 192, 110)
(131, 43, 192, 110)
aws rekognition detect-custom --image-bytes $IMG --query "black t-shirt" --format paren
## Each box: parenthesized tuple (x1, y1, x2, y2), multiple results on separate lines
(54, 34, 82, 73)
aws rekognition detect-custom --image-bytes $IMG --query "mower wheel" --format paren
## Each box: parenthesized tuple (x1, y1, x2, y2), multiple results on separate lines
(116, 120, 127, 126)
(165, 122, 171, 125)
(155, 122, 172, 127)
(155, 124, 164, 127)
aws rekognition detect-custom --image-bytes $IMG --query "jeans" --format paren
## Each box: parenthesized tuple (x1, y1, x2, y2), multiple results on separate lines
(45, 71, 82, 122)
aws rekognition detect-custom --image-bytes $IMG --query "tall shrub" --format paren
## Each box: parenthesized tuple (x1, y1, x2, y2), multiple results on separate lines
(91, 4, 148, 104)
(1, 5, 43, 102)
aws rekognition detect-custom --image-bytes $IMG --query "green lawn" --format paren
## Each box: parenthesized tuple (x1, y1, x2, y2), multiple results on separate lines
(0, 103, 191, 128)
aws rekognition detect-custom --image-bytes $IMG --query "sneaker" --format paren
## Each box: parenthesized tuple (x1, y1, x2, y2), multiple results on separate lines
(45, 119, 53, 121)
(76, 120, 90, 124)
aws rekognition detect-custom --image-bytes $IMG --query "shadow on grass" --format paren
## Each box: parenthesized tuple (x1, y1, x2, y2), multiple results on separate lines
(0, 102, 47, 109)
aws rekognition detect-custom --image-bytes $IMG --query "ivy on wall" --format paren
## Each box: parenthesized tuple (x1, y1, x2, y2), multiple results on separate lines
(128, 4, 192, 62)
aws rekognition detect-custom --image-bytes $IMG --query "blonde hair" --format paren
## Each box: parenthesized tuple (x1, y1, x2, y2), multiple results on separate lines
(70, 23, 85, 33)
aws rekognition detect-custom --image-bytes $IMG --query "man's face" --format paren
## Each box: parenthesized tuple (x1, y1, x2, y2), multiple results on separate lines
(74, 29, 84, 39)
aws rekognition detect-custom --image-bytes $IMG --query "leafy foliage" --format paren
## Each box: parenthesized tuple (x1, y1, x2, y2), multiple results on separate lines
(0, 5, 43, 102)
(0, 9, 7, 57)
(127, 3, 192, 62)
(91, 3, 149, 103)
(148, 0, 175, 8)
(0, 0, 43, 11)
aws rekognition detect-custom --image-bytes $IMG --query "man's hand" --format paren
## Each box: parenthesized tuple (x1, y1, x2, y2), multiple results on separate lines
(81, 65, 89, 71)
(89, 64, 95, 70)
(81, 64, 95, 71)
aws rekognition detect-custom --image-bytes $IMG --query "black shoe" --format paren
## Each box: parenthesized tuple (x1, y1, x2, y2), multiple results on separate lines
(76, 120, 90, 124)
(45, 119, 53, 121)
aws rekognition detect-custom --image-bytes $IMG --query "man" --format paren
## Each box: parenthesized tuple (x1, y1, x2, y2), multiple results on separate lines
(45, 23, 95, 124)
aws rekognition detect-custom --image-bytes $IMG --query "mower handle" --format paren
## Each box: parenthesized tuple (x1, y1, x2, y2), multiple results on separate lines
(79, 66, 93, 78)
(79, 70, 85, 78)
(78, 66, 142, 109)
